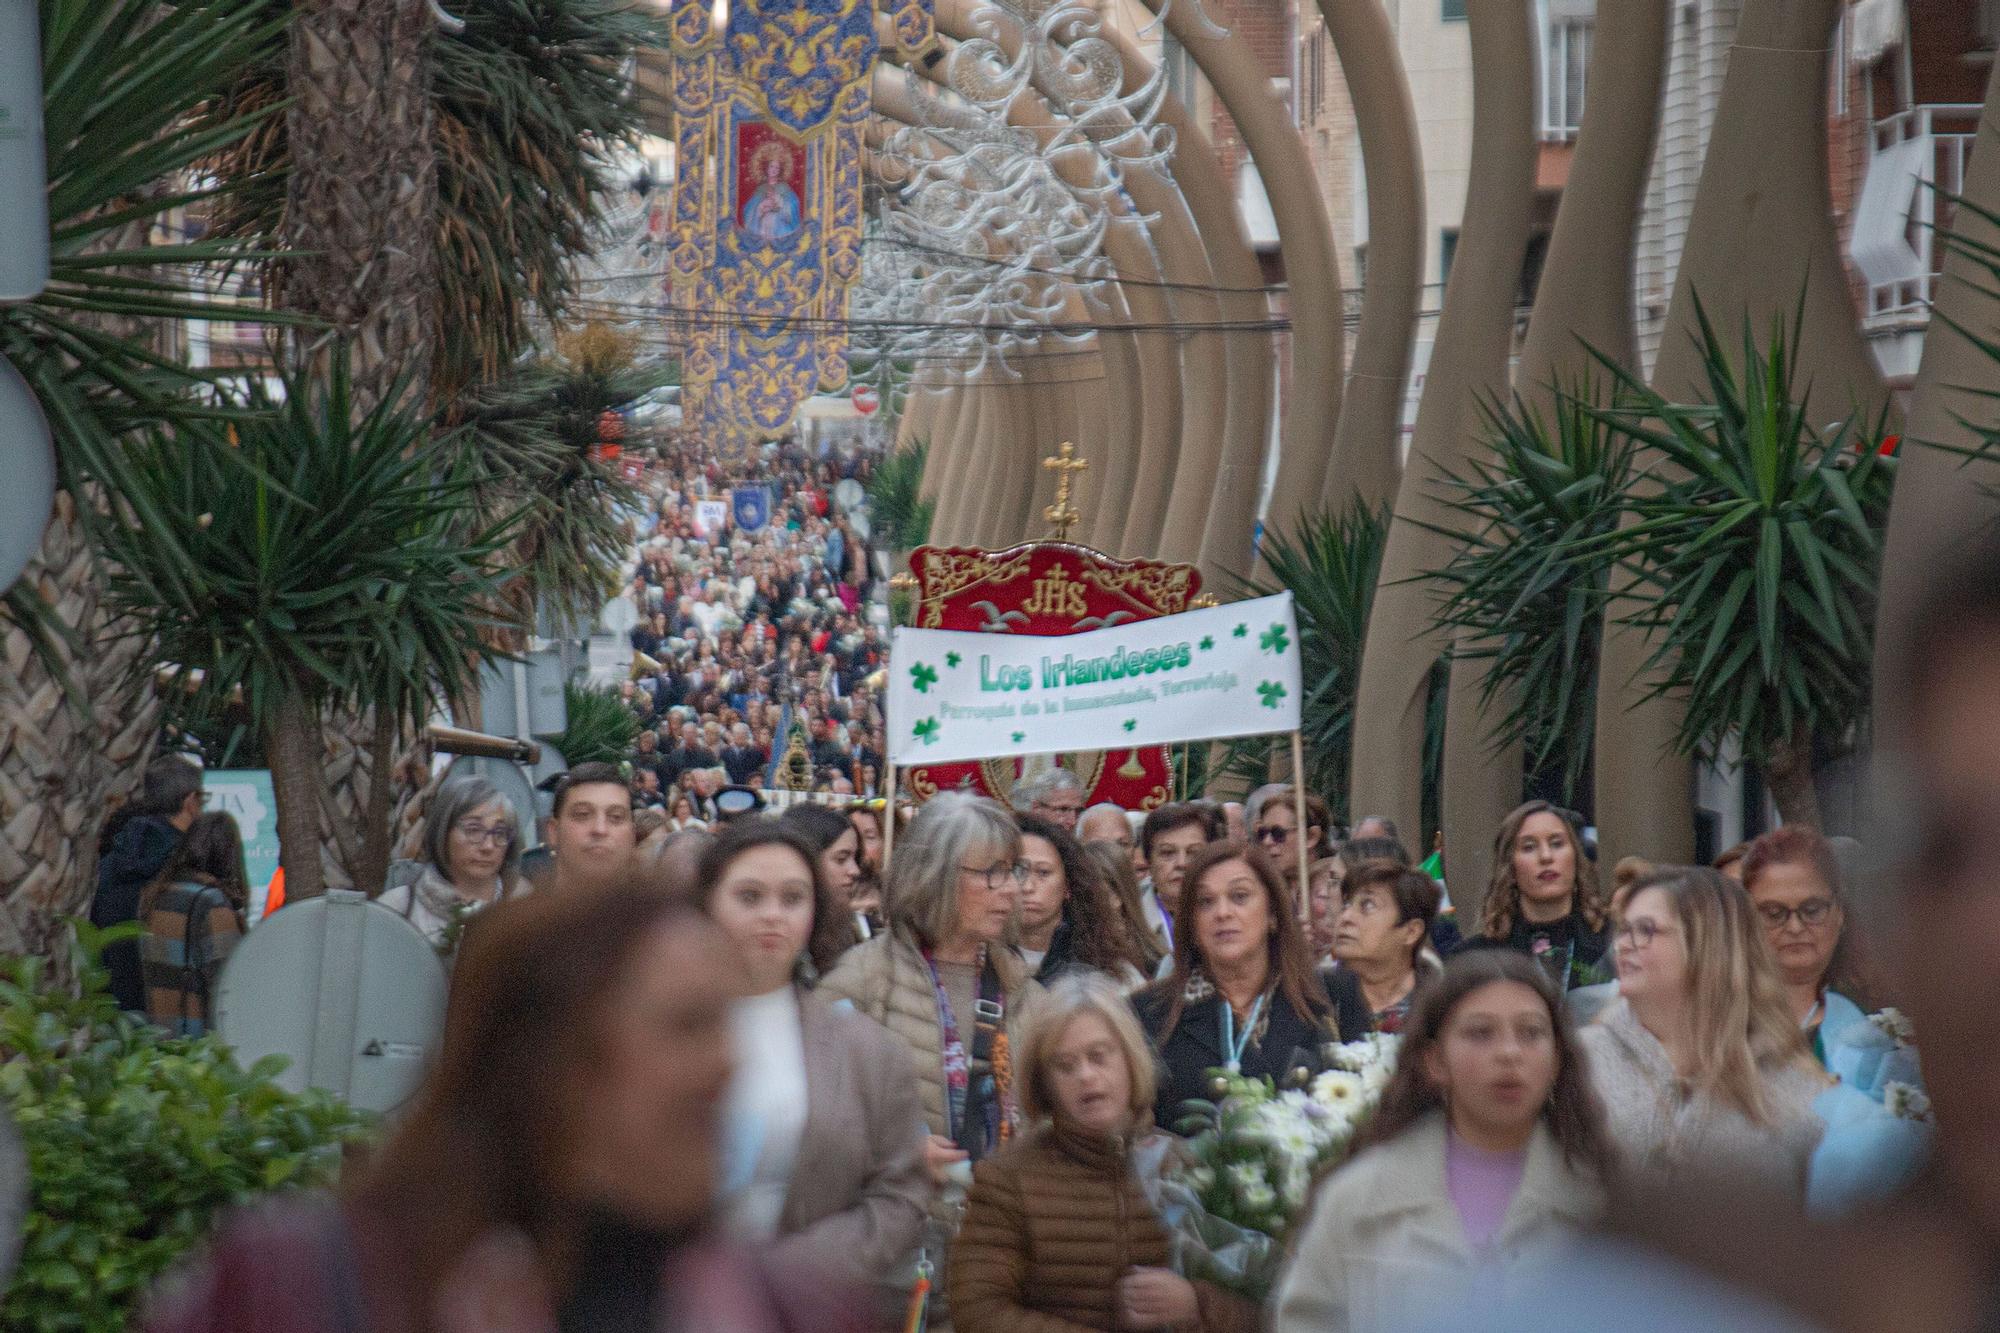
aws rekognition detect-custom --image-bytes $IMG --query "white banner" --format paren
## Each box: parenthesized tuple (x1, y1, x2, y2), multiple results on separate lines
(693, 498, 729, 537)
(888, 592, 1301, 764)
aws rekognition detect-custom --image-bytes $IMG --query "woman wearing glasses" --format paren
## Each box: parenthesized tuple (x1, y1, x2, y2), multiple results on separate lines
(1580, 866, 1825, 1192)
(818, 793, 1045, 1188)
(380, 776, 526, 957)
(1135, 843, 1368, 1130)
(1247, 785, 1333, 891)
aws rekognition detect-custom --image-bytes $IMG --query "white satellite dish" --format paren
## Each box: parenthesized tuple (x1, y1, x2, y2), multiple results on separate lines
(215, 890, 448, 1115)
(0, 356, 55, 598)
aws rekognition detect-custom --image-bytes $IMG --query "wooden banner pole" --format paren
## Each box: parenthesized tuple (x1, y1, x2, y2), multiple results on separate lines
(1291, 730, 1311, 923)
(883, 761, 899, 874)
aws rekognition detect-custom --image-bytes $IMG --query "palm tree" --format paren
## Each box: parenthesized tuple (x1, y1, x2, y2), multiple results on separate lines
(866, 440, 937, 557)
(94, 351, 516, 901)
(0, 0, 289, 962)
(1424, 382, 1638, 802)
(1223, 502, 1389, 820)
(1586, 305, 1895, 828)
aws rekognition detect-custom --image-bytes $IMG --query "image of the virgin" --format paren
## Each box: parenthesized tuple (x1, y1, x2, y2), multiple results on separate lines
(741, 141, 802, 240)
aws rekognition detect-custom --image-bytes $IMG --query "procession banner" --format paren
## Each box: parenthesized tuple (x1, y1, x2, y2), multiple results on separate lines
(693, 498, 729, 537)
(888, 593, 1301, 765)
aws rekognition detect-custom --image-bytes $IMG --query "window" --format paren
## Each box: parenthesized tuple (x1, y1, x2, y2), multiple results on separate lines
(1442, 0, 1467, 19)
(1439, 228, 1459, 289)
(1162, 34, 1197, 111)
(1541, 17, 1591, 139)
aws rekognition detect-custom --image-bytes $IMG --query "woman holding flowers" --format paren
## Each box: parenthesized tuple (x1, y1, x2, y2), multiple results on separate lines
(1134, 843, 1368, 1130)
(1272, 951, 1613, 1333)
(951, 974, 1259, 1332)
(1580, 866, 1825, 1192)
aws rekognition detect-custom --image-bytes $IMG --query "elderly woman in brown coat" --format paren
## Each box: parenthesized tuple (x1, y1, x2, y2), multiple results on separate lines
(950, 974, 1259, 1332)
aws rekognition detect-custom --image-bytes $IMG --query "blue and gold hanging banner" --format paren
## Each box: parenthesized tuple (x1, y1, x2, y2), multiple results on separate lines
(666, 0, 919, 447)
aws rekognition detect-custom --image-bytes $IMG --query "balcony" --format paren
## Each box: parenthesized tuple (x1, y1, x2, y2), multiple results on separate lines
(1851, 104, 1982, 324)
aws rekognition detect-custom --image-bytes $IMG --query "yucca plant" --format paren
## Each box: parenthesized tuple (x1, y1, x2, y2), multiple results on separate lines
(1219, 501, 1389, 820)
(1932, 190, 2000, 471)
(94, 350, 517, 901)
(1423, 379, 1639, 800)
(1584, 302, 1896, 828)
(547, 681, 640, 767)
(0, 0, 293, 960)
(868, 439, 937, 554)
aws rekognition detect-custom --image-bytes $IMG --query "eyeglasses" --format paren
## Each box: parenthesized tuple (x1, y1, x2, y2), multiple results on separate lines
(1254, 826, 1291, 844)
(1758, 898, 1837, 930)
(960, 862, 1029, 888)
(453, 822, 513, 847)
(1614, 918, 1673, 948)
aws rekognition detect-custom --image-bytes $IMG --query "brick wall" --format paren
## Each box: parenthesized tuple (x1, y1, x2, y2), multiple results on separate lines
(1200, 0, 1300, 184)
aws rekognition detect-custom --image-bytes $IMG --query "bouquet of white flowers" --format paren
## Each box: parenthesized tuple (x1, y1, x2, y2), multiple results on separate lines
(1140, 1035, 1400, 1299)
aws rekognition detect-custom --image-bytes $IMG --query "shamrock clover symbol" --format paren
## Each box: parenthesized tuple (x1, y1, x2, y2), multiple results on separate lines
(910, 662, 939, 694)
(1011, 731, 1026, 743)
(1259, 624, 1290, 655)
(912, 717, 941, 745)
(1233, 624, 1248, 638)
(1122, 718, 1137, 732)
(1256, 681, 1287, 709)
(1199, 635, 1214, 652)
(946, 651, 962, 668)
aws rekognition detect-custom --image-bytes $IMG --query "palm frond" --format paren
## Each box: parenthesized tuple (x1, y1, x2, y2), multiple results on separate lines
(1420, 376, 1638, 797)
(867, 440, 936, 553)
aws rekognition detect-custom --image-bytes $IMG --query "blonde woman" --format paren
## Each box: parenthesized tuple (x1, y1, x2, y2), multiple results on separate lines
(1581, 866, 1827, 1192)
(1463, 801, 1610, 992)
(951, 974, 1258, 1332)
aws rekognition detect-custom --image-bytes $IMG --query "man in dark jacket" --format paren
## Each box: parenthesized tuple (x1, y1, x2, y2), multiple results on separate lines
(90, 756, 203, 1012)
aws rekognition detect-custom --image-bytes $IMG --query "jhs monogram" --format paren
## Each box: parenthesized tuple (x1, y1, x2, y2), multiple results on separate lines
(1021, 565, 1088, 619)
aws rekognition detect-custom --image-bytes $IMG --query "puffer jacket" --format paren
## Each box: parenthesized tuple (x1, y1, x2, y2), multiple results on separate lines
(949, 1119, 1257, 1333)
(817, 927, 1041, 1138)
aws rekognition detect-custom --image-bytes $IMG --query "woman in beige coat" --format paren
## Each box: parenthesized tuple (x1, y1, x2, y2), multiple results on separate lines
(1273, 952, 1614, 1333)
(819, 793, 1044, 1181)
(1580, 865, 1827, 1193)
(695, 818, 930, 1305)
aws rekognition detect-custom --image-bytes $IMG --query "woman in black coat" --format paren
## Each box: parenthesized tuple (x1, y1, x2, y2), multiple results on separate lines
(1133, 842, 1369, 1130)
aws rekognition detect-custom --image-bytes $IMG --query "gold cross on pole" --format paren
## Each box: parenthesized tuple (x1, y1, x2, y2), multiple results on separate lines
(1042, 441, 1087, 541)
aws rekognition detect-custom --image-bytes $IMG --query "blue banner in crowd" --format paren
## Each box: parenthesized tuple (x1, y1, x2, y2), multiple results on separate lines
(733, 484, 772, 533)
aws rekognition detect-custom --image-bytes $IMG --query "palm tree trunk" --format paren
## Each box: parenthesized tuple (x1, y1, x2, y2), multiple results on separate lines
(1764, 722, 1822, 830)
(266, 690, 328, 903)
(1350, 0, 1538, 850)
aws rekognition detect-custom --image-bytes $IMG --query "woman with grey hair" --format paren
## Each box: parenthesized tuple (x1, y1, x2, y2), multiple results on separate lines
(379, 777, 526, 957)
(818, 792, 1044, 1188)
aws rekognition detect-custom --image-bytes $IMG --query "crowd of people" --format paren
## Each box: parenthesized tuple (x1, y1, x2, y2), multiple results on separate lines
(86, 448, 2000, 1330)
(609, 434, 892, 824)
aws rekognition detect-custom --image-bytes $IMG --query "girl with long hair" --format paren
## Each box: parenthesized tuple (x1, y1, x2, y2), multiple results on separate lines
(1273, 951, 1613, 1333)
(1580, 866, 1826, 1191)
(137, 812, 249, 1036)
(1133, 843, 1367, 1129)
(1465, 801, 1610, 991)
(1015, 815, 1149, 988)
(1083, 839, 1169, 977)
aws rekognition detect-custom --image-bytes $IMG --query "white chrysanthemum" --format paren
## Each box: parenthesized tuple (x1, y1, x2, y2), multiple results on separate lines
(1227, 1161, 1277, 1212)
(1870, 1008, 1917, 1045)
(1885, 1081, 1933, 1121)
(1312, 1069, 1367, 1114)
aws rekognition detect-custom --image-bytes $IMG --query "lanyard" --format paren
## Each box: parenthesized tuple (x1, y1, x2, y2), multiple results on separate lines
(1219, 993, 1267, 1075)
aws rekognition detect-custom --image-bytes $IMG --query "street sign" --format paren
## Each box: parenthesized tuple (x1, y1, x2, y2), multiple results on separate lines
(0, 2, 49, 302)
(851, 383, 880, 415)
